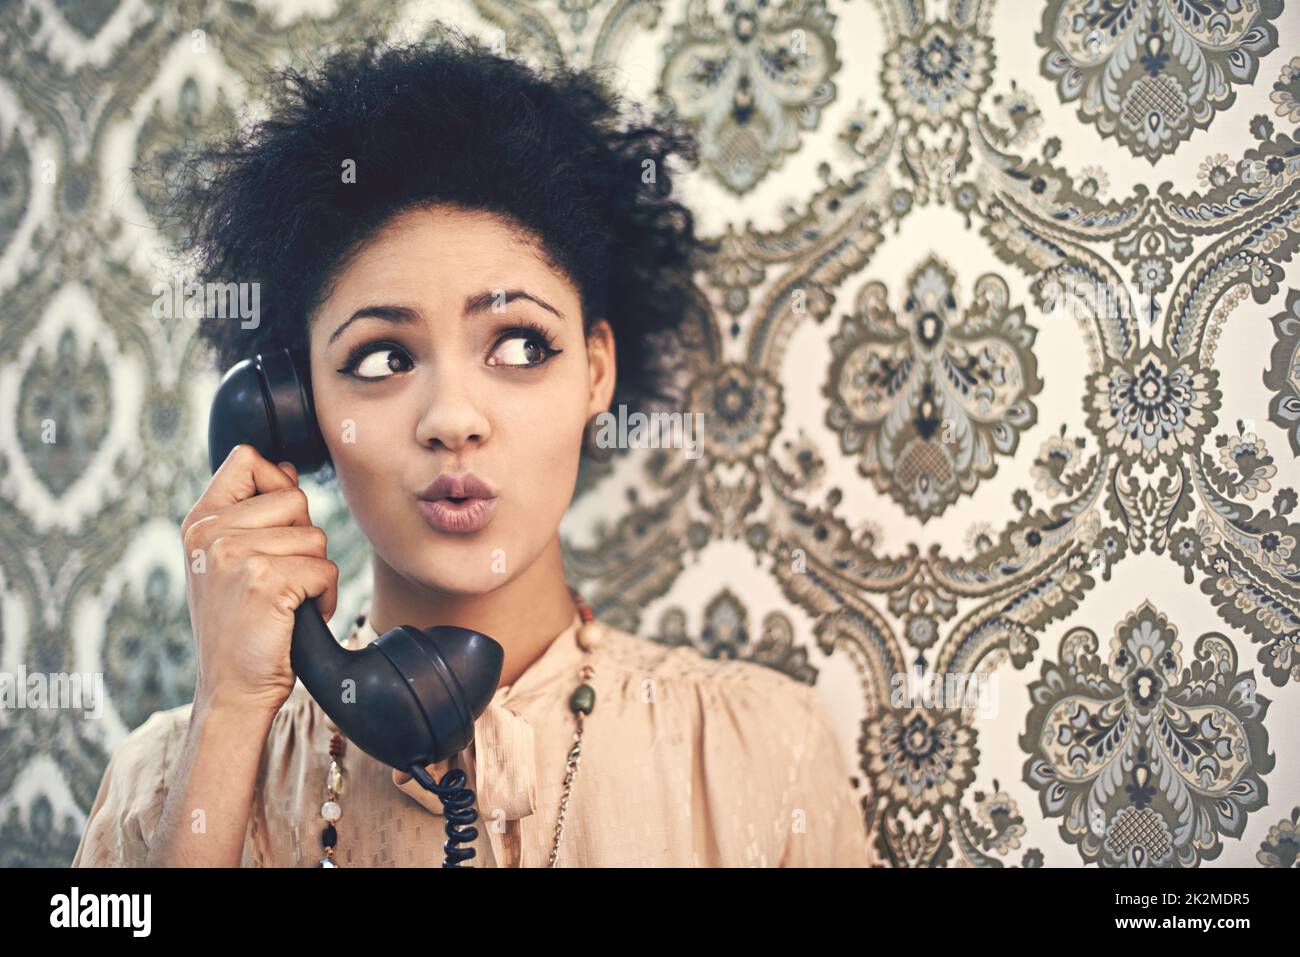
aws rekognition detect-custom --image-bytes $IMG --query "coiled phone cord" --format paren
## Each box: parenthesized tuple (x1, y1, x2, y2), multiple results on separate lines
(408, 764, 479, 867)
(319, 587, 603, 867)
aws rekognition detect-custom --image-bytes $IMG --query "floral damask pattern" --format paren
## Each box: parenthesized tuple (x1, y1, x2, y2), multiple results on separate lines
(825, 256, 1042, 521)
(1, 0, 1297, 868)
(883, 18, 993, 128)
(686, 362, 784, 464)
(659, 0, 840, 194)
(1256, 808, 1300, 866)
(1272, 56, 1300, 123)
(1086, 345, 1219, 473)
(1021, 601, 1275, 866)
(1264, 289, 1300, 456)
(1038, 0, 1285, 161)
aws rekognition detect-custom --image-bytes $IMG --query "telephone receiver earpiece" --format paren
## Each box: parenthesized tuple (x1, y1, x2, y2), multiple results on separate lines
(207, 348, 503, 864)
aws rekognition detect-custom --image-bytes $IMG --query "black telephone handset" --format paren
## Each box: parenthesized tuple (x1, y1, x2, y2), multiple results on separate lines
(207, 347, 502, 866)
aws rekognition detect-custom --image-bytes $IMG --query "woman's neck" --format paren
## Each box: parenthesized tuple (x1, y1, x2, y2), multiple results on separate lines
(366, 532, 578, 689)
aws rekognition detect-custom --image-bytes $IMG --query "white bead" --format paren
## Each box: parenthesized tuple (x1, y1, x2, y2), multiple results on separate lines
(321, 800, 341, 822)
(576, 620, 605, 651)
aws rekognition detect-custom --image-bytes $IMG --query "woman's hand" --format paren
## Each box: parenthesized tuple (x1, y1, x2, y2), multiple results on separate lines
(180, 443, 339, 718)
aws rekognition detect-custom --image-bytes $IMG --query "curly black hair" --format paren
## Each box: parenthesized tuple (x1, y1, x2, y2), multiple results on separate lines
(168, 27, 710, 441)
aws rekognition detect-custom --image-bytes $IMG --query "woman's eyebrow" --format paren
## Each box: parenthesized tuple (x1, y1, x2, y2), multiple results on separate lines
(329, 304, 420, 345)
(463, 288, 564, 321)
(329, 289, 563, 345)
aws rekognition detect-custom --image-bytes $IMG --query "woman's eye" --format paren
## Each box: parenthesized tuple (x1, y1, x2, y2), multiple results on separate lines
(345, 346, 412, 380)
(488, 331, 559, 368)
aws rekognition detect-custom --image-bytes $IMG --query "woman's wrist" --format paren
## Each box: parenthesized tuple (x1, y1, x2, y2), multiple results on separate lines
(191, 688, 282, 733)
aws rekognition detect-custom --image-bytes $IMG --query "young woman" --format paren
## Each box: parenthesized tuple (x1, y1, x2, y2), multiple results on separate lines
(72, 29, 873, 868)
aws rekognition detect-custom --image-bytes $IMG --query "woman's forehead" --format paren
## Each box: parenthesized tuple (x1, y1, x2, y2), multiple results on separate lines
(309, 215, 578, 334)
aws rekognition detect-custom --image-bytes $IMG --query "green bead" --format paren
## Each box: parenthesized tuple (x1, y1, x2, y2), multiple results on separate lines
(570, 683, 596, 715)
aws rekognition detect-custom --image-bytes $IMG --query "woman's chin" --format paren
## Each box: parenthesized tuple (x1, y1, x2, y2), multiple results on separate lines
(402, 560, 512, 597)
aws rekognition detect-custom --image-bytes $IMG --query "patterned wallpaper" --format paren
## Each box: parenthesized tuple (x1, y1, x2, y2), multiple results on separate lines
(1, 0, 1298, 868)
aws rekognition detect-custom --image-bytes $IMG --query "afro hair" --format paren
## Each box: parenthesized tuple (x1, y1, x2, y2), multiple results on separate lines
(167, 26, 711, 436)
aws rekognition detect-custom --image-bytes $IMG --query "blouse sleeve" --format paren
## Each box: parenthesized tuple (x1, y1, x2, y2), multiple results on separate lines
(71, 710, 177, 867)
(778, 686, 874, 868)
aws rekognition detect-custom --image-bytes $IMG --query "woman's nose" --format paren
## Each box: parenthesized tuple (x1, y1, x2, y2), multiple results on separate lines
(412, 366, 492, 452)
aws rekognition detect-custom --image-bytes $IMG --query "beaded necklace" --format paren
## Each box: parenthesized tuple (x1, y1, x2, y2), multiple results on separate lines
(317, 585, 604, 867)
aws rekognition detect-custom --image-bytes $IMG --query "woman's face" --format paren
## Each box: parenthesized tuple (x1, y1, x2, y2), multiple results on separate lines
(307, 204, 615, 594)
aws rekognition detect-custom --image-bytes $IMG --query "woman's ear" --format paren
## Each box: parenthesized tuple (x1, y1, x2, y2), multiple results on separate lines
(585, 318, 617, 419)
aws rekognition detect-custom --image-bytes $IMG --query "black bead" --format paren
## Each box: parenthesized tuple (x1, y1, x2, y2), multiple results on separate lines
(321, 825, 337, 848)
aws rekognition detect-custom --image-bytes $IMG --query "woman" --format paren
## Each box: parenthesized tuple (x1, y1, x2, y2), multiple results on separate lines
(72, 29, 874, 868)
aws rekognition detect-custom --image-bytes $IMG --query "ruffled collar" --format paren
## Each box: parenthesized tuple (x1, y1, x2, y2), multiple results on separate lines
(341, 606, 588, 830)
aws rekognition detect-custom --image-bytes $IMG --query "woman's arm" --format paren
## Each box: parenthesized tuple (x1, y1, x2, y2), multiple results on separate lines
(142, 699, 276, 867)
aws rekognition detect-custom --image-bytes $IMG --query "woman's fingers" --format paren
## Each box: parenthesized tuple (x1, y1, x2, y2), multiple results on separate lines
(208, 525, 329, 559)
(258, 555, 340, 623)
(201, 486, 314, 532)
(183, 444, 298, 539)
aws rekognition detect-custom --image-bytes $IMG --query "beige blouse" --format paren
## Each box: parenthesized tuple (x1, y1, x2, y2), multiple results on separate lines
(72, 607, 876, 867)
